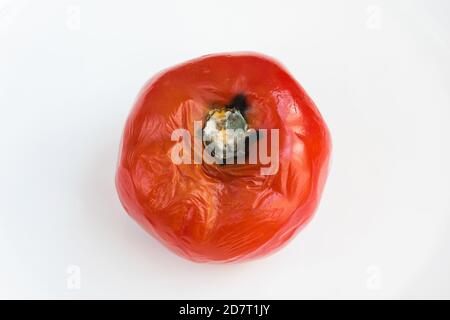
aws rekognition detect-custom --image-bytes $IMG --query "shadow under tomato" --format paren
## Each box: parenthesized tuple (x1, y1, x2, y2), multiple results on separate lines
(79, 121, 260, 298)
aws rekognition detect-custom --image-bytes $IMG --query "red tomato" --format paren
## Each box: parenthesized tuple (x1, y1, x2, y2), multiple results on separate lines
(116, 53, 331, 262)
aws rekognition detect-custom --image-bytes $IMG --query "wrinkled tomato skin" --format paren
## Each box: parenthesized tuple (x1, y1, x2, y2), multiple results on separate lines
(116, 53, 331, 263)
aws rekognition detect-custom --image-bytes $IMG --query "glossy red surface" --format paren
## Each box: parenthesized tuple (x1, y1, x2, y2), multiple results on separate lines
(116, 53, 331, 262)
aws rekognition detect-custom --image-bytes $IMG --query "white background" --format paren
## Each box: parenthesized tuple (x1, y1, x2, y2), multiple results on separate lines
(1, 0, 449, 299)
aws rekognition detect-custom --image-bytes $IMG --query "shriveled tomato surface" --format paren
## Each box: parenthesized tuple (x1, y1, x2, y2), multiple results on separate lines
(116, 53, 331, 262)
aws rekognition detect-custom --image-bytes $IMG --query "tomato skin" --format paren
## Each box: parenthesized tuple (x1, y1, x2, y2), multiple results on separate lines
(116, 53, 331, 262)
